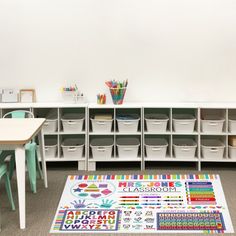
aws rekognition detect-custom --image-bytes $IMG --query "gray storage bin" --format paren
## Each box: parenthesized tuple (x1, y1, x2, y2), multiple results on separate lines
(117, 114, 140, 133)
(61, 113, 84, 132)
(43, 118, 57, 133)
(62, 138, 84, 159)
(145, 138, 168, 158)
(229, 145, 236, 159)
(201, 115, 225, 133)
(91, 115, 113, 133)
(173, 138, 197, 159)
(228, 115, 236, 133)
(145, 114, 169, 133)
(44, 138, 57, 158)
(116, 137, 140, 158)
(90, 138, 113, 159)
(201, 139, 225, 159)
(173, 114, 196, 133)
(42, 112, 58, 133)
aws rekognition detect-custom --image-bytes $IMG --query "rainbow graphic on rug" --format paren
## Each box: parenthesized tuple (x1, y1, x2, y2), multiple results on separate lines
(50, 174, 234, 234)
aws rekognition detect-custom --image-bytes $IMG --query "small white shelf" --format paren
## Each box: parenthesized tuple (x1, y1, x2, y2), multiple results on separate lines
(59, 131, 86, 135)
(116, 132, 142, 135)
(89, 132, 115, 135)
(44, 158, 85, 162)
(200, 159, 236, 162)
(144, 131, 171, 135)
(145, 158, 198, 162)
(43, 132, 58, 135)
(89, 158, 142, 162)
(172, 158, 199, 162)
(172, 131, 198, 135)
(200, 132, 227, 135)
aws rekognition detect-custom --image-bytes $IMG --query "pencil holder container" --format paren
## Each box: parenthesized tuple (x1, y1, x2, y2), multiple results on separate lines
(97, 94, 106, 104)
(109, 87, 127, 105)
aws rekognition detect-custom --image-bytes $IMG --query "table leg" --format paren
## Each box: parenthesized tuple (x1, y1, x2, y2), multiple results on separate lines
(15, 146, 26, 229)
(38, 130, 48, 188)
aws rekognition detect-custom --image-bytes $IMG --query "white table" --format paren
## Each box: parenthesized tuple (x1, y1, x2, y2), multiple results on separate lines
(0, 118, 47, 229)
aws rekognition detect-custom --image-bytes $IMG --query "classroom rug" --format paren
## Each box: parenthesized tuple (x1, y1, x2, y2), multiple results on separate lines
(50, 174, 234, 234)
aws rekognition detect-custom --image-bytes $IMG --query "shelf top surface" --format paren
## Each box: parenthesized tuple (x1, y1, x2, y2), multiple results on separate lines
(2, 101, 236, 108)
(0, 102, 88, 108)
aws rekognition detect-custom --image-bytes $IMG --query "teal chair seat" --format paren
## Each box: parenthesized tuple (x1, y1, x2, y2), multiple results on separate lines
(0, 162, 15, 211)
(0, 110, 43, 193)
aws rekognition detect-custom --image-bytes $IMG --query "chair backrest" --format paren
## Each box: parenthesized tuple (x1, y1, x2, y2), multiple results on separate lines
(3, 110, 34, 118)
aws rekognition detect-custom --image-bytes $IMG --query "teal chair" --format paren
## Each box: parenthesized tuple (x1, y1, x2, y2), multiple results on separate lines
(0, 110, 43, 193)
(0, 161, 15, 211)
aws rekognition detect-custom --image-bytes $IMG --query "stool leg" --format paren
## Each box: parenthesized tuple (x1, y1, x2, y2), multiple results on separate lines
(4, 173, 15, 211)
(26, 146, 37, 193)
(9, 156, 15, 180)
(36, 150, 43, 180)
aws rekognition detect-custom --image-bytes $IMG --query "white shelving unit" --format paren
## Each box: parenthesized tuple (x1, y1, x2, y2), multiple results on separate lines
(1, 102, 236, 171)
(143, 105, 200, 170)
(88, 104, 143, 171)
(0, 103, 87, 170)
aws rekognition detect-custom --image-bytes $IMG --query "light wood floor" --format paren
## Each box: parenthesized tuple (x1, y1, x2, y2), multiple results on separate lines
(0, 164, 235, 236)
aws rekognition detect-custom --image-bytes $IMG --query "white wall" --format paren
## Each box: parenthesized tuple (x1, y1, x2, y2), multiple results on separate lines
(0, 0, 236, 103)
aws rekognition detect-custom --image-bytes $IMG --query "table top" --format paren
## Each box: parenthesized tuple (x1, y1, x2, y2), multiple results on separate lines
(0, 118, 45, 145)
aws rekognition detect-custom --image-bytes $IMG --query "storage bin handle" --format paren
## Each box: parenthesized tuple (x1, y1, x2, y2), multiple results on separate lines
(123, 148, 133, 151)
(152, 121, 162, 125)
(97, 147, 106, 152)
(44, 122, 49, 126)
(68, 147, 77, 152)
(97, 121, 106, 125)
(209, 122, 218, 126)
(151, 147, 162, 151)
(123, 121, 133, 125)
(179, 122, 190, 125)
(67, 121, 76, 125)
(45, 147, 49, 151)
(181, 148, 191, 151)
(210, 148, 219, 152)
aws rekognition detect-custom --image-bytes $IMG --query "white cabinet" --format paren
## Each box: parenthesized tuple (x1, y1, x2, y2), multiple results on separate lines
(88, 104, 142, 171)
(1, 102, 236, 171)
(0, 103, 87, 170)
(143, 107, 199, 170)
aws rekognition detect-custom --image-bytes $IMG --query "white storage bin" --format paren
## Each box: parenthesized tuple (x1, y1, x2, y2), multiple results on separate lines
(44, 138, 57, 158)
(173, 138, 197, 159)
(117, 115, 140, 133)
(229, 145, 236, 159)
(91, 118, 113, 133)
(61, 138, 84, 159)
(201, 139, 225, 159)
(172, 114, 196, 133)
(61, 113, 84, 132)
(90, 138, 113, 159)
(117, 137, 140, 158)
(43, 118, 57, 133)
(145, 114, 169, 133)
(145, 138, 168, 158)
(201, 115, 225, 133)
(228, 115, 236, 133)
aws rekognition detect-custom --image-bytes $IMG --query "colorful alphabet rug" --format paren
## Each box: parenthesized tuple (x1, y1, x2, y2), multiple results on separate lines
(50, 174, 234, 234)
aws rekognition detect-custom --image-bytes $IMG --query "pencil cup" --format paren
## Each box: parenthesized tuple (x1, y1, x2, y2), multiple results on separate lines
(109, 87, 127, 105)
(97, 94, 106, 104)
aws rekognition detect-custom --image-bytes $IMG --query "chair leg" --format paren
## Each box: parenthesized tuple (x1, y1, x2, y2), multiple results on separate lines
(36, 150, 43, 180)
(9, 156, 15, 180)
(26, 146, 37, 193)
(4, 173, 15, 211)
